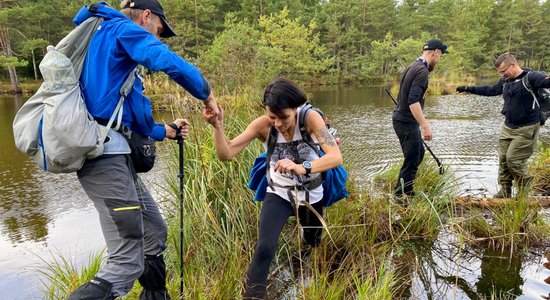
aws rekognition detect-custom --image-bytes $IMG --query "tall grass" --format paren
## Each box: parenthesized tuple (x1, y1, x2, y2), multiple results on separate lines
(154, 92, 467, 299)
(530, 143, 550, 196)
(455, 143, 550, 251)
(41, 88, 549, 299)
(38, 250, 104, 300)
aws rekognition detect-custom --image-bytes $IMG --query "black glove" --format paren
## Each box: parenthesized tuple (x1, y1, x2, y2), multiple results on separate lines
(456, 86, 468, 93)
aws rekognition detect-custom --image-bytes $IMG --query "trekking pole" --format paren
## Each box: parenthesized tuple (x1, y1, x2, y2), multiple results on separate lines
(175, 128, 185, 299)
(384, 88, 445, 175)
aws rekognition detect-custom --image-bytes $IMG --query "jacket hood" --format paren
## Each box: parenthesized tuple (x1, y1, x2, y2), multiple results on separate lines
(73, 2, 127, 25)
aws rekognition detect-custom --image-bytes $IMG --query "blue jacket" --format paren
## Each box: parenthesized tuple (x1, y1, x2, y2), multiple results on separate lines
(74, 2, 211, 141)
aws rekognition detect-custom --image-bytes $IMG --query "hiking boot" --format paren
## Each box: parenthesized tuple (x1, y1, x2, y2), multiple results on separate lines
(68, 277, 114, 300)
(493, 185, 512, 198)
(393, 192, 413, 207)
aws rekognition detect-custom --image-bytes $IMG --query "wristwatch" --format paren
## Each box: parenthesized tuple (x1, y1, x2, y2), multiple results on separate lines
(302, 161, 312, 175)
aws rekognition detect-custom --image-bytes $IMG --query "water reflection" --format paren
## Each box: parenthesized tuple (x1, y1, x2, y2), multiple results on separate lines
(309, 85, 550, 299)
(0, 94, 51, 243)
(0, 93, 178, 299)
(476, 248, 523, 298)
(0, 94, 103, 299)
(390, 229, 550, 300)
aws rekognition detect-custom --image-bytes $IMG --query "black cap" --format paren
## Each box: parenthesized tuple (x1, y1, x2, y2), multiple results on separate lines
(423, 39, 449, 54)
(124, 0, 176, 38)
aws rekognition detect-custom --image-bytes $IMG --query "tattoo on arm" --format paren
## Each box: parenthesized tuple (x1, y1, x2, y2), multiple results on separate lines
(314, 127, 336, 147)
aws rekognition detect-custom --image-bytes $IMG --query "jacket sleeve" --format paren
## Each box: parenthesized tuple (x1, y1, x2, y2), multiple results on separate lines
(117, 24, 211, 100)
(150, 123, 166, 141)
(466, 78, 504, 96)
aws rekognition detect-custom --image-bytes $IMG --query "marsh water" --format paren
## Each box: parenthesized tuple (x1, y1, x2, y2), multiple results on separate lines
(1, 86, 549, 299)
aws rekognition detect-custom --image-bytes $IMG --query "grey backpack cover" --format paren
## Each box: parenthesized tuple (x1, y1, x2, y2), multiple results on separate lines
(12, 15, 133, 173)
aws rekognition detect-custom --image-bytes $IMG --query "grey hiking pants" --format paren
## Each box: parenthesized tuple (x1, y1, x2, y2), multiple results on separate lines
(77, 154, 168, 297)
(498, 123, 540, 187)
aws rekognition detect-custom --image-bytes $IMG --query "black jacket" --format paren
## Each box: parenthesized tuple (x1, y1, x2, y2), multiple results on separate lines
(464, 69, 550, 128)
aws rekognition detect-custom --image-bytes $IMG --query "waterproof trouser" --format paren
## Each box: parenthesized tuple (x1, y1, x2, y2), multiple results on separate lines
(72, 154, 168, 298)
(244, 193, 323, 299)
(393, 120, 425, 197)
(498, 123, 540, 187)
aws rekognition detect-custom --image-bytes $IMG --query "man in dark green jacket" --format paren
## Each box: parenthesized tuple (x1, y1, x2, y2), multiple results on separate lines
(456, 53, 550, 198)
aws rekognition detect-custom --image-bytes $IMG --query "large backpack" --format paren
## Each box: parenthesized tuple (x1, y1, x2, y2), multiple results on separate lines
(521, 71, 550, 125)
(12, 5, 135, 173)
(248, 104, 349, 207)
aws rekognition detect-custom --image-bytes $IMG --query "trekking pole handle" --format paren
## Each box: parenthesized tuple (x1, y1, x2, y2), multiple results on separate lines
(168, 122, 184, 141)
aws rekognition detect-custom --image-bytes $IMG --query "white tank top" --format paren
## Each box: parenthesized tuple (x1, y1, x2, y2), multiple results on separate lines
(264, 104, 323, 204)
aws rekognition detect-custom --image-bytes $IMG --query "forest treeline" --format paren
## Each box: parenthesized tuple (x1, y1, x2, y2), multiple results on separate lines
(1, 0, 549, 93)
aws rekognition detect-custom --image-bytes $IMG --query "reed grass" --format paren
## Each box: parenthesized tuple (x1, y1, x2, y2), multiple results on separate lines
(530, 143, 550, 196)
(454, 144, 550, 251)
(38, 250, 104, 300)
(41, 87, 549, 299)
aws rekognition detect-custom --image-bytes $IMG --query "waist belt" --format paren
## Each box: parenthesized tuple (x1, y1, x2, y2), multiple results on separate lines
(271, 175, 323, 204)
(270, 175, 323, 191)
(96, 118, 132, 139)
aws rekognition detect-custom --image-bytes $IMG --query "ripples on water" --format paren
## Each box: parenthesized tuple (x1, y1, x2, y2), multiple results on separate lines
(310, 88, 549, 195)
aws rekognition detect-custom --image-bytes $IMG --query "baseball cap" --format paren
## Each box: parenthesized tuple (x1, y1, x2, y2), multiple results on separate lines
(423, 39, 449, 54)
(123, 0, 176, 38)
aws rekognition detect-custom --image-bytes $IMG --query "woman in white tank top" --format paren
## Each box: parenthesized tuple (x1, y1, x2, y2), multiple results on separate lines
(203, 78, 343, 299)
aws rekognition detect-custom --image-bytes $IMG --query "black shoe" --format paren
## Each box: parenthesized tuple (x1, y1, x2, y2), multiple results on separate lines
(68, 277, 114, 300)
(493, 186, 512, 198)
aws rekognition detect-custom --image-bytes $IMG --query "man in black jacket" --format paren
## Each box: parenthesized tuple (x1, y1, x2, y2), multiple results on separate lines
(456, 53, 550, 198)
(392, 38, 448, 201)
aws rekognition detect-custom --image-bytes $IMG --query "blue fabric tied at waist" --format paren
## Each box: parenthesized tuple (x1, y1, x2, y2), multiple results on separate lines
(247, 152, 349, 207)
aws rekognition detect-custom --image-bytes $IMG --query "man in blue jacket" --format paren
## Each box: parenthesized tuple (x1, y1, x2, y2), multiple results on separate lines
(457, 53, 550, 198)
(68, 1, 219, 299)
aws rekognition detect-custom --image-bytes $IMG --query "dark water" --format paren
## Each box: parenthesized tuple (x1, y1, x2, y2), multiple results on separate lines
(1, 87, 549, 299)
(308, 85, 550, 299)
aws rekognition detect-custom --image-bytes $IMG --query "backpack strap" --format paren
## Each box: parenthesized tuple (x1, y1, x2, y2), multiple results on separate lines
(98, 67, 138, 142)
(298, 103, 321, 156)
(265, 126, 278, 191)
(264, 120, 323, 198)
(521, 71, 540, 109)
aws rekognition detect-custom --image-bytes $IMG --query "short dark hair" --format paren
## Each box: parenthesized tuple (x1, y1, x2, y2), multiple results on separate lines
(262, 78, 307, 118)
(495, 53, 517, 68)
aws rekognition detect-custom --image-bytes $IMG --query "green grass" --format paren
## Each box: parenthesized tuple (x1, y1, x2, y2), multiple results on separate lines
(37, 250, 104, 299)
(39, 89, 550, 299)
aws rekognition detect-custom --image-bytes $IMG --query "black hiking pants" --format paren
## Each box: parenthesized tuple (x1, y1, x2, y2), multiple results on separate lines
(393, 120, 425, 197)
(244, 193, 323, 299)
